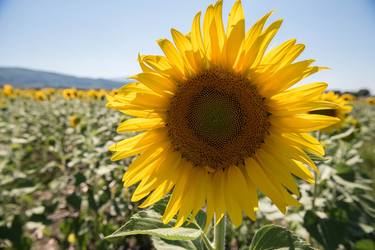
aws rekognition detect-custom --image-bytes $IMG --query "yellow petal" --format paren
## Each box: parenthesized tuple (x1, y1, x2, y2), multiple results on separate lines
(214, 0, 225, 50)
(158, 39, 186, 77)
(271, 114, 340, 132)
(132, 72, 176, 96)
(139, 181, 174, 208)
(171, 28, 198, 74)
(245, 158, 287, 213)
(191, 12, 205, 54)
(140, 55, 184, 80)
(224, 167, 243, 227)
(228, 166, 256, 221)
(236, 20, 282, 73)
(285, 133, 324, 156)
(117, 118, 165, 133)
(256, 149, 300, 196)
(162, 161, 193, 224)
(225, 0, 245, 68)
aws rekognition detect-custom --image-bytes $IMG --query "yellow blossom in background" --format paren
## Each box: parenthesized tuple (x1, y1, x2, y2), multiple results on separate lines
(366, 97, 375, 105)
(109, 89, 119, 97)
(3, 84, 14, 97)
(69, 115, 80, 128)
(107, 0, 338, 227)
(85, 89, 107, 100)
(86, 89, 99, 99)
(62, 88, 78, 100)
(341, 93, 355, 102)
(67, 233, 76, 244)
(44, 88, 56, 96)
(97, 89, 107, 100)
(34, 90, 47, 101)
(310, 91, 352, 133)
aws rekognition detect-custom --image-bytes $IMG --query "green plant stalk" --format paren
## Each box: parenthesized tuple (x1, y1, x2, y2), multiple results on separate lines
(312, 131, 321, 209)
(213, 215, 226, 250)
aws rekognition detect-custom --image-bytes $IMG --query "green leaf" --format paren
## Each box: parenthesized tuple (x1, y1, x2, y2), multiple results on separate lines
(152, 236, 201, 250)
(354, 239, 375, 250)
(249, 224, 313, 250)
(105, 209, 202, 241)
(66, 193, 82, 210)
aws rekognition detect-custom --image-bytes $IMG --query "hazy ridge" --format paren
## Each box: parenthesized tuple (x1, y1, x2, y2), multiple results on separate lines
(0, 67, 126, 89)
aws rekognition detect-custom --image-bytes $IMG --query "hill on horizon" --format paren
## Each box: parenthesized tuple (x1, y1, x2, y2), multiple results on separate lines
(0, 67, 127, 89)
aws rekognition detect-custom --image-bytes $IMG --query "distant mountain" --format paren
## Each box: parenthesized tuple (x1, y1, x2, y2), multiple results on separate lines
(0, 67, 128, 89)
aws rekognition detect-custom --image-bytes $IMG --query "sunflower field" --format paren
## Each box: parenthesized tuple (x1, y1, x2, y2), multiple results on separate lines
(0, 85, 374, 250)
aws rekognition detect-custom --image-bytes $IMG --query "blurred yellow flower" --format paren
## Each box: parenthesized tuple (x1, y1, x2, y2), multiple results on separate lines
(3, 84, 14, 97)
(69, 115, 80, 128)
(67, 233, 76, 244)
(310, 91, 352, 132)
(34, 90, 47, 101)
(366, 97, 375, 105)
(109, 89, 119, 96)
(341, 93, 355, 102)
(62, 88, 78, 100)
(86, 89, 106, 100)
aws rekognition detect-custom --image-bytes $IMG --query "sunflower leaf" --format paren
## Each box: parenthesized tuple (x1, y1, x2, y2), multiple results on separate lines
(105, 209, 203, 241)
(249, 224, 313, 250)
(152, 236, 203, 250)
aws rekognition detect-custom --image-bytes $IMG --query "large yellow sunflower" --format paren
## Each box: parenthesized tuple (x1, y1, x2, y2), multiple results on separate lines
(107, 0, 338, 227)
(310, 91, 352, 132)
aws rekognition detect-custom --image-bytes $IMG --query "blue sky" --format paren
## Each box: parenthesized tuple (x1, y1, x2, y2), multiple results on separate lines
(0, 0, 374, 91)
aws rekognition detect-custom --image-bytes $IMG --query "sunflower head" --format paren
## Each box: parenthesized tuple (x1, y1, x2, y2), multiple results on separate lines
(366, 97, 375, 105)
(69, 115, 80, 128)
(310, 91, 352, 133)
(3, 84, 14, 97)
(86, 89, 107, 100)
(63, 89, 78, 100)
(34, 90, 47, 101)
(45, 88, 56, 95)
(107, 0, 338, 227)
(110, 89, 119, 96)
(341, 93, 355, 102)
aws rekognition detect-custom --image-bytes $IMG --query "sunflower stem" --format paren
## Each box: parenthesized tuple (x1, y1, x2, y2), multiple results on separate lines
(213, 215, 226, 250)
(312, 131, 322, 209)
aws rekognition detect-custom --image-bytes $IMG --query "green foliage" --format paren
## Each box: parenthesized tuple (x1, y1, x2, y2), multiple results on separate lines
(105, 209, 202, 241)
(0, 96, 134, 249)
(249, 224, 313, 250)
(0, 96, 374, 249)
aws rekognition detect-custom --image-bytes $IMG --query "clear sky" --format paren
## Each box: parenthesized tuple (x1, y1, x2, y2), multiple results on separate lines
(0, 0, 374, 91)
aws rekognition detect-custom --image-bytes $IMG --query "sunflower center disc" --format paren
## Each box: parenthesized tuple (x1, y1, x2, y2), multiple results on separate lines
(167, 68, 270, 169)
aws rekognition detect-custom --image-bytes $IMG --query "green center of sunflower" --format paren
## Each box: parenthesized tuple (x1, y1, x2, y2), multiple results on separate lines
(167, 68, 270, 169)
(187, 88, 244, 146)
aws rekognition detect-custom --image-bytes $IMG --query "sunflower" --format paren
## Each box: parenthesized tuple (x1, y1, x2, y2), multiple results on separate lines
(69, 115, 80, 128)
(310, 91, 352, 132)
(341, 93, 355, 102)
(366, 97, 375, 105)
(62, 88, 78, 100)
(86, 89, 107, 100)
(34, 90, 47, 101)
(107, 0, 338, 227)
(2, 84, 14, 97)
(109, 89, 119, 96)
